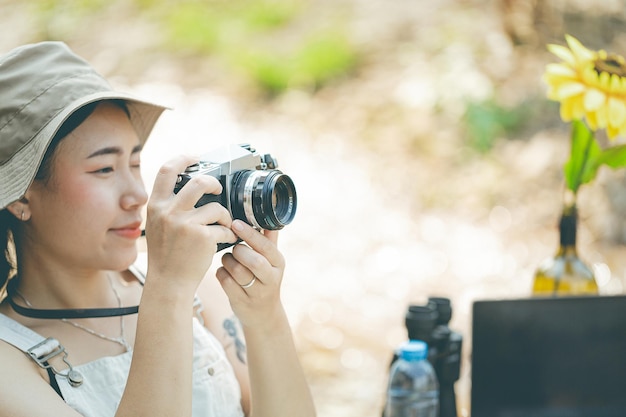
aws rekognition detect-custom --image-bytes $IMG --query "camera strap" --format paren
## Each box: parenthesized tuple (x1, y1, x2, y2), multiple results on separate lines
(8, 299, 139, 319)
(6, 278, 139, 319)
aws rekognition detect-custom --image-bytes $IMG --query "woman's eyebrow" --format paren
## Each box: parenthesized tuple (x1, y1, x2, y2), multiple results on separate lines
(87, 144, 143, 158)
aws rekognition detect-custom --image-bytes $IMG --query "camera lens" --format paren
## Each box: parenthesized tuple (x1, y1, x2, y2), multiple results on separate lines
(231, 170, 297, 230)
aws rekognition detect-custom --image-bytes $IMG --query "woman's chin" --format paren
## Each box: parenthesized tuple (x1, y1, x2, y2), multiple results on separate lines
(106, 247, 139, 271)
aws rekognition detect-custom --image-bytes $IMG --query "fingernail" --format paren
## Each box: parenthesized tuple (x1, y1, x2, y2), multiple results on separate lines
(232, 220, 244, 231)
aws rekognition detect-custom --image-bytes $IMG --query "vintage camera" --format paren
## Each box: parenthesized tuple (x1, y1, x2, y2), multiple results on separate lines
(174, 143, 297, 251)
(404, 297, 462, 417)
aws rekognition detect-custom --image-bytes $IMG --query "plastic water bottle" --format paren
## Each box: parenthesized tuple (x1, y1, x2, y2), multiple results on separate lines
(385, 340, 439, 417)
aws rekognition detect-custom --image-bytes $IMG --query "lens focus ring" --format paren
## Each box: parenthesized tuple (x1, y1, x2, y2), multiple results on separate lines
(231, 170, 297, 230)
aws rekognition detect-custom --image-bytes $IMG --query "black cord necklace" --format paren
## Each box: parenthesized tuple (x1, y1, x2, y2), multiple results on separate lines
(7, 279, 139, 319)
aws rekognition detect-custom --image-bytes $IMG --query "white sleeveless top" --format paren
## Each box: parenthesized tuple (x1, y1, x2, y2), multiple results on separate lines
(0, 310, 244, 417)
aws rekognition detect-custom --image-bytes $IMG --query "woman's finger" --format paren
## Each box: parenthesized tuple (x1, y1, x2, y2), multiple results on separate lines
(150, 155, 199, 200)
(215, 266, 259, 296)
(221, 251, 264, 286)
(173, 174, 224, 211)
(231, 220, 284, 268)
(188, 201, 233, 228)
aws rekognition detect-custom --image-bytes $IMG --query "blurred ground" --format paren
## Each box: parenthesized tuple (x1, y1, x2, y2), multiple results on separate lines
(3, 0, 626, 416)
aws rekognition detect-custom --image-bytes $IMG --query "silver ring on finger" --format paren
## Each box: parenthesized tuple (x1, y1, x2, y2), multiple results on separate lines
(240, 276, 257, 289)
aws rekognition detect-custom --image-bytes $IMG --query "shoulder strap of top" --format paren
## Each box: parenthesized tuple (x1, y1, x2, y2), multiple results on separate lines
(0, 312, 47, 352)
(0, 314, 69, 398)
(128, 263, 146, 285)
(129, 251, 147, 285)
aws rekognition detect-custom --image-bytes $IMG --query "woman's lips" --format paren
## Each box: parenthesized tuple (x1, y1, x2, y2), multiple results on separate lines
(111, 223, 142, 239)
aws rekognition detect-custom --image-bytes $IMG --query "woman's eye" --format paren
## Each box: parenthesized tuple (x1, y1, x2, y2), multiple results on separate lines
(91, 167, 114, 174)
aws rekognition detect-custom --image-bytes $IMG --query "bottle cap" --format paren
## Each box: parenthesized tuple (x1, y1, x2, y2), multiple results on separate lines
(399, 340, 428, 361)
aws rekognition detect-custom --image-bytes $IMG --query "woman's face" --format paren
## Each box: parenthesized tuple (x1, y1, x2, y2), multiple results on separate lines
(24, 102, 149, 271)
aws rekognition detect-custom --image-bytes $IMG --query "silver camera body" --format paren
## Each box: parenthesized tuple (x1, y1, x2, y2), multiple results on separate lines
(174, 143, 297, 250)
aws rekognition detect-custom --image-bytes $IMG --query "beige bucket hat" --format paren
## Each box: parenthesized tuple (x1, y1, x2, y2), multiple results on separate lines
(0, 41, 167, 209)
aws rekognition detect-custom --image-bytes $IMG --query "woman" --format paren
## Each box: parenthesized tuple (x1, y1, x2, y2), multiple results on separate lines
(0, 41, 315, 417)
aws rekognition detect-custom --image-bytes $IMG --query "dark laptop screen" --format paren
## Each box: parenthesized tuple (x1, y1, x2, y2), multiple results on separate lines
(471, 295, 626, 417)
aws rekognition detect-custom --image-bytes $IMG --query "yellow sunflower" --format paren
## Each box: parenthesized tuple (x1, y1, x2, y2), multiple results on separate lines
(544, 34, 626, 140)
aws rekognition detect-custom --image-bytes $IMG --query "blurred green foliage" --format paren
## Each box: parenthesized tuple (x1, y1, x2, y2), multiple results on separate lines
(228, 31, 356, 95)
(463, 99, 529, 152)
(160, 0, 357, 96)
(34, 0, 109, 13)
(28, 0, 359, 97)
(163, 0, 299, 55)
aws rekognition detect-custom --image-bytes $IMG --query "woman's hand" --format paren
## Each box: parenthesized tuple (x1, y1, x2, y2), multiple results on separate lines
(215, 220, 285, 328)
(145, 155, 238, 291)
(125, 155, 240, 417)
(215, 220, 317, 417)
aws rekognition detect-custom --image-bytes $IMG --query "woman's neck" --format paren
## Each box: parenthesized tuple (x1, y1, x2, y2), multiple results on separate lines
(14, 261, 119, 311)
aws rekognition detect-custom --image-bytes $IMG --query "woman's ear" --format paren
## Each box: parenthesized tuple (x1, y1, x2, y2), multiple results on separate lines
(6, 198, 31, 222)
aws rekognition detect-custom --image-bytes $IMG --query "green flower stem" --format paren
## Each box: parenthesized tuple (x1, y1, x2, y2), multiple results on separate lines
(563, 118, 626, 200)
(571, 124, 593, 196)
(563, 120, 599, 196)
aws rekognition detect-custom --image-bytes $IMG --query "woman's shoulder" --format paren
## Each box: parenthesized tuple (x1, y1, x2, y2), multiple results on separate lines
(0, 314, 51, 397)
(0, 339, 80, 416)
(0, 309, 52, 365)
(0, 333, 40, 369)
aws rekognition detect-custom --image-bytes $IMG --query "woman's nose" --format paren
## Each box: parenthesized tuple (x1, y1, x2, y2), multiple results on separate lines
(120, 176, 148, 210)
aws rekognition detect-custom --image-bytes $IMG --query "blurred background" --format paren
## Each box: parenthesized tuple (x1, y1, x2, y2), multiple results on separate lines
(3, 0, 626, 415)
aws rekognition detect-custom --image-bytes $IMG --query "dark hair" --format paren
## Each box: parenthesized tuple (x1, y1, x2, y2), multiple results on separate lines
(1, 99, 130, 295)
